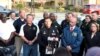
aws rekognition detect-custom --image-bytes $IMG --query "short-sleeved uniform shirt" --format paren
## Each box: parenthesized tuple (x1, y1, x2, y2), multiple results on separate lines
(19, 23, 38, 44)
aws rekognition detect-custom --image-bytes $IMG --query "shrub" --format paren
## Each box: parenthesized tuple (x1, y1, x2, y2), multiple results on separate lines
(67, 5, 74, 11)
(16, 3, 24, 10)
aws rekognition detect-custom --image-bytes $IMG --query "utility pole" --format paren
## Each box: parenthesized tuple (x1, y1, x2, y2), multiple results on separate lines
(31, 0, 35, 13)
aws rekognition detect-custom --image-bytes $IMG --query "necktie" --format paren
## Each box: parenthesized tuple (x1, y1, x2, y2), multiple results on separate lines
(70, 27, 73, 32)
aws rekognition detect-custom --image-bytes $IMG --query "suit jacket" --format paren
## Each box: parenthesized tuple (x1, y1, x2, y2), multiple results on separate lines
(85, 32, 100, 50)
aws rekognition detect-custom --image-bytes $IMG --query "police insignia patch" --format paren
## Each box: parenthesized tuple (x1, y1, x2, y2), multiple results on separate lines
(72, 32, 77, 37)
(53, 30, 55, 33)
(43, 31, 46, 34)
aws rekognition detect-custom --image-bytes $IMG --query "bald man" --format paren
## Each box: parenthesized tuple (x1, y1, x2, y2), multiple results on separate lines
(13, 10, 26, 56)
(61, 17, 83, 56)
(38, 12, 49, 29)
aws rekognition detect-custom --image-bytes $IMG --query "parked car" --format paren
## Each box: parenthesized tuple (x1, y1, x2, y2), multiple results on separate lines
(83, 4, 100, 15)
(0, 6, 19, 17)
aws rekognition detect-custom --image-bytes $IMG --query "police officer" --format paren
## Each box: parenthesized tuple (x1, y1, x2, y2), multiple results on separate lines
(13, 10, 26, 56)
(61, 13, 71, 30)
(19, 14, 38, 56)
(49, 13, 61, 34)
(90, 11, 100, 24)
(38, 12, 49, 29)
(38, 18, 60, 56)
(61, 12, 82, 30)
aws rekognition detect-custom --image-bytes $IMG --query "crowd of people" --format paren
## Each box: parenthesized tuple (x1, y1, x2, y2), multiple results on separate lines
(0, 10, 100, 56)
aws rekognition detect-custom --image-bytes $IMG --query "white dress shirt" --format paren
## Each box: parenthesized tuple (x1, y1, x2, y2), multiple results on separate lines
(70, 26, 75, 31)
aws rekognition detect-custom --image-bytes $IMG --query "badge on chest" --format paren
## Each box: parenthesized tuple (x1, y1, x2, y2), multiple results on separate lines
(72, 32, 77, 37)
(43, 31, 46, 34)
(52, 30, 56, 35)
(33, 27, 36, 30)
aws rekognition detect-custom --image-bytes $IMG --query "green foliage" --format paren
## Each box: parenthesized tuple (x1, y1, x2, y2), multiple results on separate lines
(67, 5, 74, 11)
(58, 2, 63, 6)
(35, 3, 41, 8)
(16, 3, 24, 10)
(44, 1, 55, 9)
(74, 7, 82, 12)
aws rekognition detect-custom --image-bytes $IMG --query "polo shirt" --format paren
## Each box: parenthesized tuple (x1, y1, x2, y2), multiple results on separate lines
(13, 18, 25, 33)
(19, 23, 38, 43)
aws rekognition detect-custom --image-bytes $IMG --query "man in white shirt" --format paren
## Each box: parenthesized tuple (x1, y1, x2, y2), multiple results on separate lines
(0, 13, 15, 46)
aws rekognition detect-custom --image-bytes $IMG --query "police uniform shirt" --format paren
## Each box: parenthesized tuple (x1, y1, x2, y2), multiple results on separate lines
(19, 23, 37, 42)
(38, 19, 45, 29)
(61, 19, 69, 29)
(13, 18, 25, 33)
(52, 21, 62, 34)
(38, 26, 59, 47)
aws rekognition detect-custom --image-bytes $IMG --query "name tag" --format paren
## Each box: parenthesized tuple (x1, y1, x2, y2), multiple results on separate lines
(43, 31, 46, 34)
(48, 37, 58, 41)
(52, 33, 56, 35)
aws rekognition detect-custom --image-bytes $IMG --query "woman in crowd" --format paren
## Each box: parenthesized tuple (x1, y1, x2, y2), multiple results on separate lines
(85, 22, 100, 52)
(79, 15, 92, 56)
(81, 15, 92, 36)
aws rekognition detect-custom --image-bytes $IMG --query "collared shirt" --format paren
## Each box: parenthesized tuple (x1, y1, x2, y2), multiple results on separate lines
(13, 18, 25, 33)
(19, 23, 38, 41)
(70, 26, 75, 31)
(0, 20, 15, 40)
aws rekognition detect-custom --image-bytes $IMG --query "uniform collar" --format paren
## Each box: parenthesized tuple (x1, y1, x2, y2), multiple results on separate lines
(26, 23, 34, 27)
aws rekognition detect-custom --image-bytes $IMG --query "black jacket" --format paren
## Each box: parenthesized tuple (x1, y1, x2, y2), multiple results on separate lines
(38, 19, 45, 29)
(81, 20, 90, 36)
(85, 32, 100, 50)
(52, 21, 62, 34)
(38, 26, 60, 47)
(61, 20, 69, 30)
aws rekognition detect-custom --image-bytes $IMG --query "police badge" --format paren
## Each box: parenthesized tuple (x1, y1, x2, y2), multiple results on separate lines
(43, 31, 46, 34)
(33, 27, 35, 30)
(72, 32, 77, 37)
(52, 30, 56, 35)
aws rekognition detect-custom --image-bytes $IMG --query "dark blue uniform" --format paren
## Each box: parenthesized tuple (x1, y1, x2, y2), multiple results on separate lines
(38, 19, 45, 29)
(13, 18, 25, 33)
(38, 26, 60, 56)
